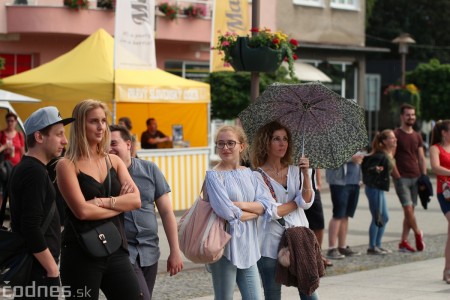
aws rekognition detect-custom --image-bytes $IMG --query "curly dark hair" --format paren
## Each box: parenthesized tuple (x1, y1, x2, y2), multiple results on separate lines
(250, 121, 293, 168)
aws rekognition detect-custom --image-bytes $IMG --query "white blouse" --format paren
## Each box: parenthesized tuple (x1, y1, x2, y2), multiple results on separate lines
(254, 165, 315, 259)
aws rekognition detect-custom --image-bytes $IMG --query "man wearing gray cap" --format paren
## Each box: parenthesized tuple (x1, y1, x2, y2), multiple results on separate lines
(9, 106, 74, 298)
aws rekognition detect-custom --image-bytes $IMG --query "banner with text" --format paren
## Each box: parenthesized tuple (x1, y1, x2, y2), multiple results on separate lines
(210, 0, 249, 72)
(114, 0, 156, 70)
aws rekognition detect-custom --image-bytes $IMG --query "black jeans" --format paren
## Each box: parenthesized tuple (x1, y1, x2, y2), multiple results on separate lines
(132, 260, 158, 300)
(60, 244, 142, 300)
(14, 259, 60, 300)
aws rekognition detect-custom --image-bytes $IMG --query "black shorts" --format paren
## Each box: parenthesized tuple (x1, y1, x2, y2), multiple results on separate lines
(305, 190, 325, 230)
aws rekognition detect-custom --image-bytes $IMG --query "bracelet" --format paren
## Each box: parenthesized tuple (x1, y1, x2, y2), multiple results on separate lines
(302, 188, 313, 192)
(110, 196, 117, 208)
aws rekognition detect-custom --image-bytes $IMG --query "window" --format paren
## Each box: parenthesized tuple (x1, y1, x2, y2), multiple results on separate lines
(164, 61, 209, 81)
(330, 0, 359, 10)
(316, 61, 356, 99)
(293, 0, 324, 7)
(0, 53, 35, 78)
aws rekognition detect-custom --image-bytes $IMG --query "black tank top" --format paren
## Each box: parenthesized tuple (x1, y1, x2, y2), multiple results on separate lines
(62, 165, 128, 250)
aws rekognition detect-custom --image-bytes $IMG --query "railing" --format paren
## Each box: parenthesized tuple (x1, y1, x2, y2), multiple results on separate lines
(156, 0, 213, 19)
(7, 1, 213, 17)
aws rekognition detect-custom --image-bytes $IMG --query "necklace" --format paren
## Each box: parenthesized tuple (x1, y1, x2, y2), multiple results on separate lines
(267, 165, 286, 181)
(95, 157, 104, 180)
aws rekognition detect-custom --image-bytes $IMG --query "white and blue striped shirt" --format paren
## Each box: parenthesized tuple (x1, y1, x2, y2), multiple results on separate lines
(205, 168, 273, 269)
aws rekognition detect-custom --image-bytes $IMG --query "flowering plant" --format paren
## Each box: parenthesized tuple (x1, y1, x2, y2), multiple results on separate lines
(213, 28, 299, 77)
(384, 83, 421, 116)
(183, 4, 207, 18)
(64, 0, 88, 9)
(97, 0, 115, 9)
(158, 2, 179, 20)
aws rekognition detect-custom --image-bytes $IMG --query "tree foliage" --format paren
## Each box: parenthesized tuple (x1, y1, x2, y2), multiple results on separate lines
(206, 66, 298, 120)
(366, 0, 450, 62)
(407, 59, 450, 121)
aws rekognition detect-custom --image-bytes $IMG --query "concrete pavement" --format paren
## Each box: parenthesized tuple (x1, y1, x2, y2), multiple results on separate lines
(154, 174, 450, 299)
(191, 258, 450, 300)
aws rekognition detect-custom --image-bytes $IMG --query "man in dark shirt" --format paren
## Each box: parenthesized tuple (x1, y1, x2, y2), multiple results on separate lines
(9, 106, 73, 298)
(140, 118, 172, 149)
(392, 104, 426, 252)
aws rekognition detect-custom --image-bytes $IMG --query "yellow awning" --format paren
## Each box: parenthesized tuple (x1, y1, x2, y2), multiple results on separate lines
(1, 29, 210, 104)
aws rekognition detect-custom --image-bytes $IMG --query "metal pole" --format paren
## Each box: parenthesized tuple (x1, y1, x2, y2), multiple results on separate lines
(250, 0, 260, 102)
(401, 53, 406, 86)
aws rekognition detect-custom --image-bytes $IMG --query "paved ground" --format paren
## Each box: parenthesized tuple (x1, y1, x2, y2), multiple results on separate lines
(151, 174, 450, 299)
(2, 173, 448, 299)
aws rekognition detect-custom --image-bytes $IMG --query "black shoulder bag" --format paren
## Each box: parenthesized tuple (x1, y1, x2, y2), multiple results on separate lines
(0, 201, 56, 287)
(71, 157, 122, 258)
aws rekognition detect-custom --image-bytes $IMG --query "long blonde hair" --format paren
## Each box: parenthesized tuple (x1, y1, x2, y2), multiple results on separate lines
(370, 129, 394, 154)
(65, 99, 110, 162)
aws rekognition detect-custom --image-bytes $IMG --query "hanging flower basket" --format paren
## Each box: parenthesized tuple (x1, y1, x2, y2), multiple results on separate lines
(213, 28, 299, 76)
(229, 37, 283, 73)
(384, 83, 421, 117)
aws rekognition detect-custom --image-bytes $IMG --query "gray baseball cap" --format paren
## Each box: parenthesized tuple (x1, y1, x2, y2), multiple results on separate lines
(24, 106, 75, 135)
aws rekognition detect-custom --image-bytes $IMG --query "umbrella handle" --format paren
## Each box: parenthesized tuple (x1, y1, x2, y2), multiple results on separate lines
(301, 136, 305, 157)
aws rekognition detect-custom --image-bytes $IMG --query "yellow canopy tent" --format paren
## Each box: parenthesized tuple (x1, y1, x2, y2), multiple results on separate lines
(0, 29, 210, 146)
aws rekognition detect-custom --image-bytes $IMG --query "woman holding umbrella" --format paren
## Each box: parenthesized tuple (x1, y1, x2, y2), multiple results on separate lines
(250, 121, 319, 300)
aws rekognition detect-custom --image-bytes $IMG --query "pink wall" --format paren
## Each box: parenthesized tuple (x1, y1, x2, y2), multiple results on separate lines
(0, 34, 85, 65)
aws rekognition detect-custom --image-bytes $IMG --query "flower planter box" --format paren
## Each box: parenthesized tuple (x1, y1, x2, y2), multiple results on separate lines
(229, 37, 283, 73)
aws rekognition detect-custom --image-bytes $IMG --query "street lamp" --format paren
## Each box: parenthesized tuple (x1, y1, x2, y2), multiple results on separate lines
(392, 33, 416, 86)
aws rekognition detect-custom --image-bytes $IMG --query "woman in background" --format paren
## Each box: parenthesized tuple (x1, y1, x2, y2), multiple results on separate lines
(0, 112, 25, 224)
(0, 112, 25, 166)
(361, 129, 397, 255)
(429, 120, 450, 284)
(56, 99, 142, 299)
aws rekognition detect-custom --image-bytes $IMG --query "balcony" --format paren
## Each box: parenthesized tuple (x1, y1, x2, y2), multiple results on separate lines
(5, 4, 115, 36)
(5, 1, 211, 43)
(151, 0, 213, 43)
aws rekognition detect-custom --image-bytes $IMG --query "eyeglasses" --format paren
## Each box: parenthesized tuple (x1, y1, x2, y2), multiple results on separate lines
(216, 140, 241, 149)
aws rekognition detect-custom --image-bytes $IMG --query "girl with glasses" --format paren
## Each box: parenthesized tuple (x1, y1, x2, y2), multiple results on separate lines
(206, 125, 273, 300)
(250, 121, 319, 300)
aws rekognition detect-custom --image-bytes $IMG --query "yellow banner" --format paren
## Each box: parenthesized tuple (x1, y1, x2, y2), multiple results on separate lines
(116, 85, 210, 103)
(210, 0, 249, 72)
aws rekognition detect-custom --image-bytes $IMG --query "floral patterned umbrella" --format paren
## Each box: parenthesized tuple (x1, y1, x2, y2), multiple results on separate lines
(238, 82, 368, 169)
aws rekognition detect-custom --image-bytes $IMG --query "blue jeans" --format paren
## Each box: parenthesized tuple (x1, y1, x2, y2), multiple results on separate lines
(365, 186, 389, 248)
(330, 184, 360, 218)
(209, 256, 262, 300)
(257, 256, 319, 300)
